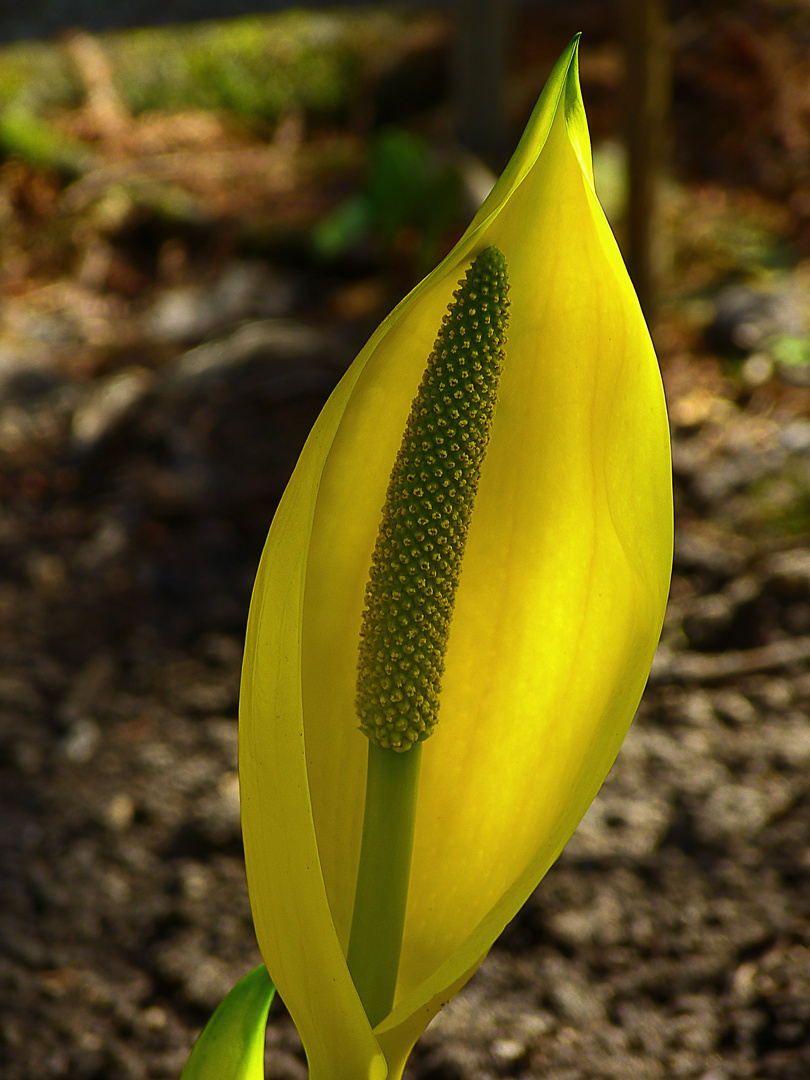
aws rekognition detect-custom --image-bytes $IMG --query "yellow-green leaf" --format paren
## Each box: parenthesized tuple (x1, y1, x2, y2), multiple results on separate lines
(180, 965, 276, 1080)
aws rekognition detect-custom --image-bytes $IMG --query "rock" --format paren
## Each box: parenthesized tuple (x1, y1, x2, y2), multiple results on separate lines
(683, 593, 735, 650)
(674, 528, 752, 577)
(60, 717, 101, 763)
(163, 318, 347, 394)
(705, 275, 810, 369)
(765, 548, 810, 594)
(693, 446, 788, 504)
(70, 367, 153, 453)
(711, 689, 758, 725)
(58, 652, 116, 728)
(705, 283, 773, 355)
(779, 417, 810, 452)
(104, 793, 136, 832)
(143, 261, 295, 345)
(697, 778, 793, 844)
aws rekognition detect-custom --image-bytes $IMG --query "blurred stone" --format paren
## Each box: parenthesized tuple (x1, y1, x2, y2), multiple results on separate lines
(0, 673, 43, 713)
(26, 551, 66, 596)
(549, 892, 624, 949)
(694, 448, 787, 504)
(140, 1005, 168, 1032)
(671, 435, 713, 477)
(76, 516, 129, 569)
(143, 261, 294, 345)
(779, 417, 810, 452)
(567, 789, 671, 860)
(705, 284, 772, 355)
(765, 548, 810, 593)
(724, 573, 761, 607)
(784, 601, 810, 634)
(683, 593, 735, 650)
(706, 277, 810, 363)
(204, 717, 238, 767)
(657, 690, 697, 730)
(489, 1037, 525, 1067)
(61, 717, 101, 763)
(154, 932, 234, 1011)
(59, 652, 116, 727)
(548, 973, 604, 1024)
(104, 793, 135, 831)
(698, 779, 792, 843)
(178, 860, 212, 902)
(674, 529, 751, 576)
(711, 689, 758, 726)
(192, 770, 240, 846)
(164, 318, 346, 394)
(70, 367, 152, 452)
(741, 352, 773, 386)
(756, 678, 799, 712)
(176, 680, 233, 714)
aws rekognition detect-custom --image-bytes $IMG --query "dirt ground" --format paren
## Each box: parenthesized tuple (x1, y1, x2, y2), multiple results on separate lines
(3, 3, 810, 1079)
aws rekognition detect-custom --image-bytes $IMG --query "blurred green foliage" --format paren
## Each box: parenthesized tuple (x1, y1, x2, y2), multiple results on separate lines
(105, 13, 374, 123)
(749, 464, 810, 535)
(0, 9, 418, 124)
(311, 126, 462, 270)
(0, 108, 95, 178)
(0, 40, 80, 113)
(770, 334, 810, 368)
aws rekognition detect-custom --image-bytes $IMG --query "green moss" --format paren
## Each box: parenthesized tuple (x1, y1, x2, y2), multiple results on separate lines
(102, 11, 401, 124)
(0, 9, 421, 126)
(0, 41, 80, 112)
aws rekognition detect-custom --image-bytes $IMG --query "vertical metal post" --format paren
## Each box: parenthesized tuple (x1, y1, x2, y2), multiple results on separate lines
(623, 0, 669, 321)
(453, 0, 517, 167)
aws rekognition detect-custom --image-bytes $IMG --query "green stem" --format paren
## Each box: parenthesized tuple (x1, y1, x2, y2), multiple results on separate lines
(347, 741, 423, 1028)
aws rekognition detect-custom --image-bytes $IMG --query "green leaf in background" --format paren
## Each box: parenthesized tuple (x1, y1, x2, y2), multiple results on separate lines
(180, 964, 275, 1080)
(365, 126, 431, 241)
(311, 194, 374, 261)
(311, 125, 462, 268)
(0, 108, 96, 178)
(771, 334, 810, 368)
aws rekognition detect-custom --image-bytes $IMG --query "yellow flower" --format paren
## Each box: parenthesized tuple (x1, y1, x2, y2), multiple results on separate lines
(238, 33, 672, 1080)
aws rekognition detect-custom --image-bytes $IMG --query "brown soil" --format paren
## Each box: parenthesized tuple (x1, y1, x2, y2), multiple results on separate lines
(3, 4, 810, 1079)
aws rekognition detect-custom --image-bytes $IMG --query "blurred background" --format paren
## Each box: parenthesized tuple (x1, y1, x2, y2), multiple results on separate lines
(2, 1, 810, 1078)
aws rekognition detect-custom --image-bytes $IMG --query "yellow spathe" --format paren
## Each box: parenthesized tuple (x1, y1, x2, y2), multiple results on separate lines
(239, 34, 672, 1080)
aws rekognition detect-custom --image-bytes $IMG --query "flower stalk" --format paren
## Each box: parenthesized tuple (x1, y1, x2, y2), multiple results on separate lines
(347, 742, 422, 1027)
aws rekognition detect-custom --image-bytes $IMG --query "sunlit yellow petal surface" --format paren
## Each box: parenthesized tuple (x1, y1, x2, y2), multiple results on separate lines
(239, 34, 672, 1080)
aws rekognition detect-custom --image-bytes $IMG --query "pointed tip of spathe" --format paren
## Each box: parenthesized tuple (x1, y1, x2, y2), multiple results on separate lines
(556, 33, 584, 107)
(567, 32, 582, 71)
(560, 32, 593, 184)
(569, 33, 582, 83)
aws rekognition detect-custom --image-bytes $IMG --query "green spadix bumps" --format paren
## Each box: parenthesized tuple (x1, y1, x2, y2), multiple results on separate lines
(356, 246, 509, 751)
